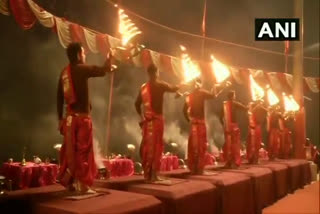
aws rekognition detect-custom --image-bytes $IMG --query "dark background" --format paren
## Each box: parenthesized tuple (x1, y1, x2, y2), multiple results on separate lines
(0, 0, 319, 163)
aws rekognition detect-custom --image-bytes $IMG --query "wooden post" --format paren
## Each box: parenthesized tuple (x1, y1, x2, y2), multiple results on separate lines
(105, 72, 114, 156)
(292, 0, 306, 159)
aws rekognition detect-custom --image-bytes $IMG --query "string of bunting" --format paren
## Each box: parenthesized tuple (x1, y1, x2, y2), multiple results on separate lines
(0, 0, 319, 93)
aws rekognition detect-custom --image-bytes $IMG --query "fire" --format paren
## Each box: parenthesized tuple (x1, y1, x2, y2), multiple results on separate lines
(180, 45, 201, 83)
(118, 9, 142, 46)
(283, 93, 300, 112)
(210, 55, 231, 83)
(266, 85, 279, 106)
(249, 74, 265, 101)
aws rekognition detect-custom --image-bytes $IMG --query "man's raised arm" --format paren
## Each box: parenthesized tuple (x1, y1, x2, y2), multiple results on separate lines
(161, 82, 180, 93)
(233, 101, 248, 111)
(82, 53, 114, 77)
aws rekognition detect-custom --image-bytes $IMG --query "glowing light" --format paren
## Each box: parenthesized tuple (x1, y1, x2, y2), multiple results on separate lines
(180, 45, 201, 83)
(249, 74, 265, 101)
(53, 144, 62, 151)
(210, 55, 231, 83)
(127, 144, 136, 151)
(283, 93, 300, 112)
(118, 9, 142, 46)
(266, 85, 279, 106)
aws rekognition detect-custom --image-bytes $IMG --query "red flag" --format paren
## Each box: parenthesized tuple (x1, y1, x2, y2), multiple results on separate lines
(201, 0, 207, 36)
(284, 40, 290, 54)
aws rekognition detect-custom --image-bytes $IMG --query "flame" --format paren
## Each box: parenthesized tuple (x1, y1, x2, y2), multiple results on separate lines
(249, 74, 265, 101)
(283, 93, 300, 112)
(266, 85, 279, 106)
(180, 45, 201, 83)
(210, 55, 231, 83)
(118, 9, 142, 46)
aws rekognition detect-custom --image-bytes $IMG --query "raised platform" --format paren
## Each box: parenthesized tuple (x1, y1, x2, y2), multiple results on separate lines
(93, 175, 144, 191)
(1, 160, 313, 214)
(189, 171, 255, 214)
(36, 188, 163, 214)
(1, 184, 163, 214)
(248, 162, 289, 199)
(270, 159, 310, 192)
(223, 166, 275, 213)
(159, 168, 190, 179)
(279, 159, 311, 186)
(128, 178, 218, 214)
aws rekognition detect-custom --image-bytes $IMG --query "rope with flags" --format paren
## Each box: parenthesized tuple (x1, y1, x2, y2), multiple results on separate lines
(0, 0, 319, 94)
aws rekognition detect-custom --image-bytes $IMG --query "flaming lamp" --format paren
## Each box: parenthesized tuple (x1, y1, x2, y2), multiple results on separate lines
(283, 93, 300, 119)
(266, 85, 279, 107)
(249, 74, 264, 102)
(180, 45, 201, 83)
(210, 55, 231, 84)
(111, 6, 144, 62)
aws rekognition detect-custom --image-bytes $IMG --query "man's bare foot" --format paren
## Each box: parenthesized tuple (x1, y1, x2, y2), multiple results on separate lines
(75, 182, 96, 194)
(67, 184, 76, 192)
(84, 188, 97, 194)
(151, 175, 166, 182)
(79, 186, 97, 194)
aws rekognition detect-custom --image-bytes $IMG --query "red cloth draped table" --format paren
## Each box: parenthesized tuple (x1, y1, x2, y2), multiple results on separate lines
(128, 179, 218, 214)
(204, 153, 216, 166)
(226, 166, 275, 213)
(101, 158, 134, 177)
(290, 159, 311, 186)
(189, 171, 255, 214)
(274, 159, 311, 190)
(160, 155, 179, 171)
(251, 162, 289, 199)
(2, 184, 163, 214)
(1, 162, 58, 189)
(271, 159, 304, 192)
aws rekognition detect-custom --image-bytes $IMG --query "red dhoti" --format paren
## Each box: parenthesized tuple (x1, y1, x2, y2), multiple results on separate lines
(59, 114, 97, 187)
(223, 123, 241, 166)
(279, 128, 292, 159)
(246, 125, 262, 163)
(140, 116, 164, 180)
(268, 128, 280, 160)
(188, 119, 207, 174)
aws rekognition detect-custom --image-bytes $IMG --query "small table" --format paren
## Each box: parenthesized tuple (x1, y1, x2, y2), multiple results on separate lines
(160, 155, 179, 171)
(102, 158, 134, 177)
(1, 162, 58, 190)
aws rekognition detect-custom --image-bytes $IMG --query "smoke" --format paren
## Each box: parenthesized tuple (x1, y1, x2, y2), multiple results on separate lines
(124, 118, 142, 146)
(164, 121, 188, 157)
(207, 114, 225, 149)
(93, 136, 105, 169)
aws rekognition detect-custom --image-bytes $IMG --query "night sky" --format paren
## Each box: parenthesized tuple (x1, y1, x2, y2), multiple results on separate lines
(0, 0, 319, 163)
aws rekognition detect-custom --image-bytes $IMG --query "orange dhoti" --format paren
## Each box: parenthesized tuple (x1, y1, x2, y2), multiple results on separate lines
(140, 116, 164, 180)
(279, 128, 292, 159)
(223, 123, 241, 166)
(246, 125, 262, 163)
(188, 119, 207, 173)
(268, 128, 280, 160)
(59, 114, 97, 187)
